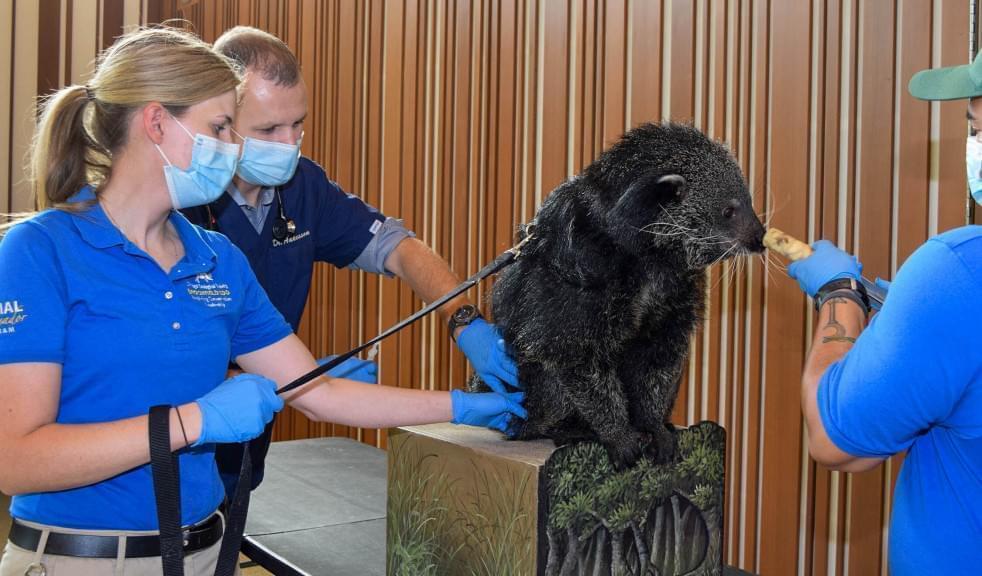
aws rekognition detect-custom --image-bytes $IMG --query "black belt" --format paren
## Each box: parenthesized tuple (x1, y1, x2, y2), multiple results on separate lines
(8, 512, 223, 559)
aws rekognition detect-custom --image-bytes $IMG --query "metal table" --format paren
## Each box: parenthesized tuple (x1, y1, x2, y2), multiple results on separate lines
(242, 437, 387, 576)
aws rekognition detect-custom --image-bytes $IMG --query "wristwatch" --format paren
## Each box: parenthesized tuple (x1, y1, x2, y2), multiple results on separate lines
(814, 278, 871, 317)
(448, 304, 483, 341)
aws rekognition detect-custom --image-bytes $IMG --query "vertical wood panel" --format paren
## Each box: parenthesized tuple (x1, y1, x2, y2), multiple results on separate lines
(70, 0, 99, 84)
(760, 1, 809, 573)
(0, 0, 13, 214)
(11, 0, 40, 213)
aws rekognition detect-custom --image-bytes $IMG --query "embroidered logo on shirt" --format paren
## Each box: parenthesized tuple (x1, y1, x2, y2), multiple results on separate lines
(186, 276, 232, 308)
(0, 300, 27, 334)
(271, 229, 311, 247)
(369, 220, 382, 235)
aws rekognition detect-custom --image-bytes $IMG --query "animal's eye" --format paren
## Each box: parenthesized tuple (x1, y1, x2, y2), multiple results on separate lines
(722, 206, 735, 219)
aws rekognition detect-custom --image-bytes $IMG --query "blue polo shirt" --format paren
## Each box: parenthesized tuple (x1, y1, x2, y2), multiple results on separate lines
(0, 189, 292, 530)
(184, 157, 388, 332)
(817, 226, 982, 575)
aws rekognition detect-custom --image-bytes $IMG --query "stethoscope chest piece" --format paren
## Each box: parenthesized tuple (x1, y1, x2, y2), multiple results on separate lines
(271, 188, 296, 243)
(272, 215, 296, 243)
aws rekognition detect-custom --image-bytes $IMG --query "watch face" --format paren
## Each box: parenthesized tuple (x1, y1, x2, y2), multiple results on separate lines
(454, 305, 477, 323)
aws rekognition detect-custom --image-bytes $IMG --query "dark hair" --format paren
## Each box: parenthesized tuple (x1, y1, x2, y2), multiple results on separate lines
(213, 26, 300, 86)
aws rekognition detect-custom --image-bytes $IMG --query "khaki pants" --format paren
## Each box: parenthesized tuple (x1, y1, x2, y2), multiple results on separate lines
(0, 516, 238, 576)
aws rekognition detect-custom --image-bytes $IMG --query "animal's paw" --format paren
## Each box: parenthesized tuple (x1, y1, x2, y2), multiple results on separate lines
(466, 373, 489, 393)
(504, 416, 531, 440)
(603, 432, 646, 471)
(642, 423, 679, 465)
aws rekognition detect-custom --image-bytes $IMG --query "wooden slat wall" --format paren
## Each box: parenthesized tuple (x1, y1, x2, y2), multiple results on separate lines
(4, 1, 980, 574)
(1, 0, 156, 214)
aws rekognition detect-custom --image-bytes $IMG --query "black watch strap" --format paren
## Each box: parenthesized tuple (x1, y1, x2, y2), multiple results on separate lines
(814, 278, 870, 316)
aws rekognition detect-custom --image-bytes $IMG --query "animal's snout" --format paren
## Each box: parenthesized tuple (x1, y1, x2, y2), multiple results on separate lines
(725, 199, 766, 253)
(741, 213, 766, 252)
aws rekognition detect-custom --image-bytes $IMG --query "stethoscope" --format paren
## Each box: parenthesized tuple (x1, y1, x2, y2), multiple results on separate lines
(207, 187, 296, 243)
(269, 188, 297, 242)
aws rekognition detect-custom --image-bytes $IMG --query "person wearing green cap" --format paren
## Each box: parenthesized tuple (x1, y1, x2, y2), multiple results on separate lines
(782, 57, 982, 573)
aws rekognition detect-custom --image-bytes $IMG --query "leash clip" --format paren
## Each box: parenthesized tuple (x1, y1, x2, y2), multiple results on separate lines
(507, 222, 536, 258)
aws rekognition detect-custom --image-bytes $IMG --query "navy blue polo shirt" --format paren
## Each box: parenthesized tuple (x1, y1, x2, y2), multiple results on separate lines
(185, 157, 386, 331)
(0, 189, 292, 530)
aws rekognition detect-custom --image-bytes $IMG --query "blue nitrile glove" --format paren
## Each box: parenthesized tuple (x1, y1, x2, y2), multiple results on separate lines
(787, 240, 863, 297)
(874, 277, 891, 293)
(450, 389, 527, 433)
(193, 373, 284, 447)
(317, 355, 378, 384)
(456, 318, 520, 394)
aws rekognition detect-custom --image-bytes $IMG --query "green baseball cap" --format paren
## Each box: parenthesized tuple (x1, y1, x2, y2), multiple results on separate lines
(908, 50, 982, 101)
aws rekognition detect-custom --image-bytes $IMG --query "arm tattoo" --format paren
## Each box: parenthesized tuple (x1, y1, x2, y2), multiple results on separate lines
(821, 297, 857, 344)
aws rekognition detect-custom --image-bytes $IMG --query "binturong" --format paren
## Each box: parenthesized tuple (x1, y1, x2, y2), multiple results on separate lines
(480, 122, 765, 470)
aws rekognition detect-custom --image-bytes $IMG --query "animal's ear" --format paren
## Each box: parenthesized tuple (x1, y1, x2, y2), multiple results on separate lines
(653, 174, 686, 201)
(612, 172, 687, 219)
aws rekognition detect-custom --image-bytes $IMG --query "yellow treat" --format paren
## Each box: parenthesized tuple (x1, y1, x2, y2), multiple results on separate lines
(763, 228, 812, 261)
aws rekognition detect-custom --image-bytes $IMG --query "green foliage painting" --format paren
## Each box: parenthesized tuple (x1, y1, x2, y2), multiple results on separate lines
(543, 422, 725, 576)
(387, 422, 724, 576)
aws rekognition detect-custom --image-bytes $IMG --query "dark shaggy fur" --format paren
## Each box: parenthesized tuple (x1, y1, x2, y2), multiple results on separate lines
(483, 122, 764, 469)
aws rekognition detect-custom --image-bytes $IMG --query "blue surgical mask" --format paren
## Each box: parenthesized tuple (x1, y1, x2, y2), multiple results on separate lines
(966, 136, 982, 205)
(233, 130, 302, 187)
(155, 117, 239, 209)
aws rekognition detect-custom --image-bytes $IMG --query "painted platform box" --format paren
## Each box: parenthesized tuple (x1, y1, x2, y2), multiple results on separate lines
(387, 421, 724, 576)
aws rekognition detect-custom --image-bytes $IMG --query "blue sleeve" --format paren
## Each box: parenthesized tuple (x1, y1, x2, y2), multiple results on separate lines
(0, 221, 68, 364)
(301, 161, 386, 267)
(817, 238, 982, 458)
(216, 238, 293, 359)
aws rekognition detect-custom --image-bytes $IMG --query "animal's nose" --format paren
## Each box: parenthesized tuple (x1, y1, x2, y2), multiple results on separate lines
(744, 215, 766, 253)
(747, 231, 765, 252)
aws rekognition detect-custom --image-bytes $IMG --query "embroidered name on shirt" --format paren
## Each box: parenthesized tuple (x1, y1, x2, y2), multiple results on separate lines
(271, 229, 311, 247)
(0, 300, 27, 334)
(187, 275, 232, 308)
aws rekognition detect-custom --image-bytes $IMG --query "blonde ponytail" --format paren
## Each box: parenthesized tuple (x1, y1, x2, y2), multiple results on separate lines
(31, 85, 106, 210)
(25, 25, 240, 215)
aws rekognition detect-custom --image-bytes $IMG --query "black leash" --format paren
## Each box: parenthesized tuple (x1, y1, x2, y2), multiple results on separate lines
(148, 406, 184, 576)
(275, 227, 534, 396)
(148, 227, 533, 576)
(149, 406, 252, 576)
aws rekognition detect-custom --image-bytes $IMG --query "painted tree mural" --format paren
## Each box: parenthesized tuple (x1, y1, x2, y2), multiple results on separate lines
(543, 422, 724, 576)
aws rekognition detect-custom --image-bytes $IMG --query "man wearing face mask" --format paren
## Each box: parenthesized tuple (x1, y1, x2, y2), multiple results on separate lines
(183, 27, 521, 499)
(782, 55, 982, 573)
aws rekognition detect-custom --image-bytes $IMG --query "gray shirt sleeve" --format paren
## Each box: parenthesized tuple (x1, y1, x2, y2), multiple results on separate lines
(347, 217, 416, 276)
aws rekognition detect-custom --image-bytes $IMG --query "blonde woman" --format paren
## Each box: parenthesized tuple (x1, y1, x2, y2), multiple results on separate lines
(0, 27, 524, 576)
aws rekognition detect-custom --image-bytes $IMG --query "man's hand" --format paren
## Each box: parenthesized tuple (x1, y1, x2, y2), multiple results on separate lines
(317, 355, 379, 384)
(787, 240, 863, 297)
(456, 319, 520, 393)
